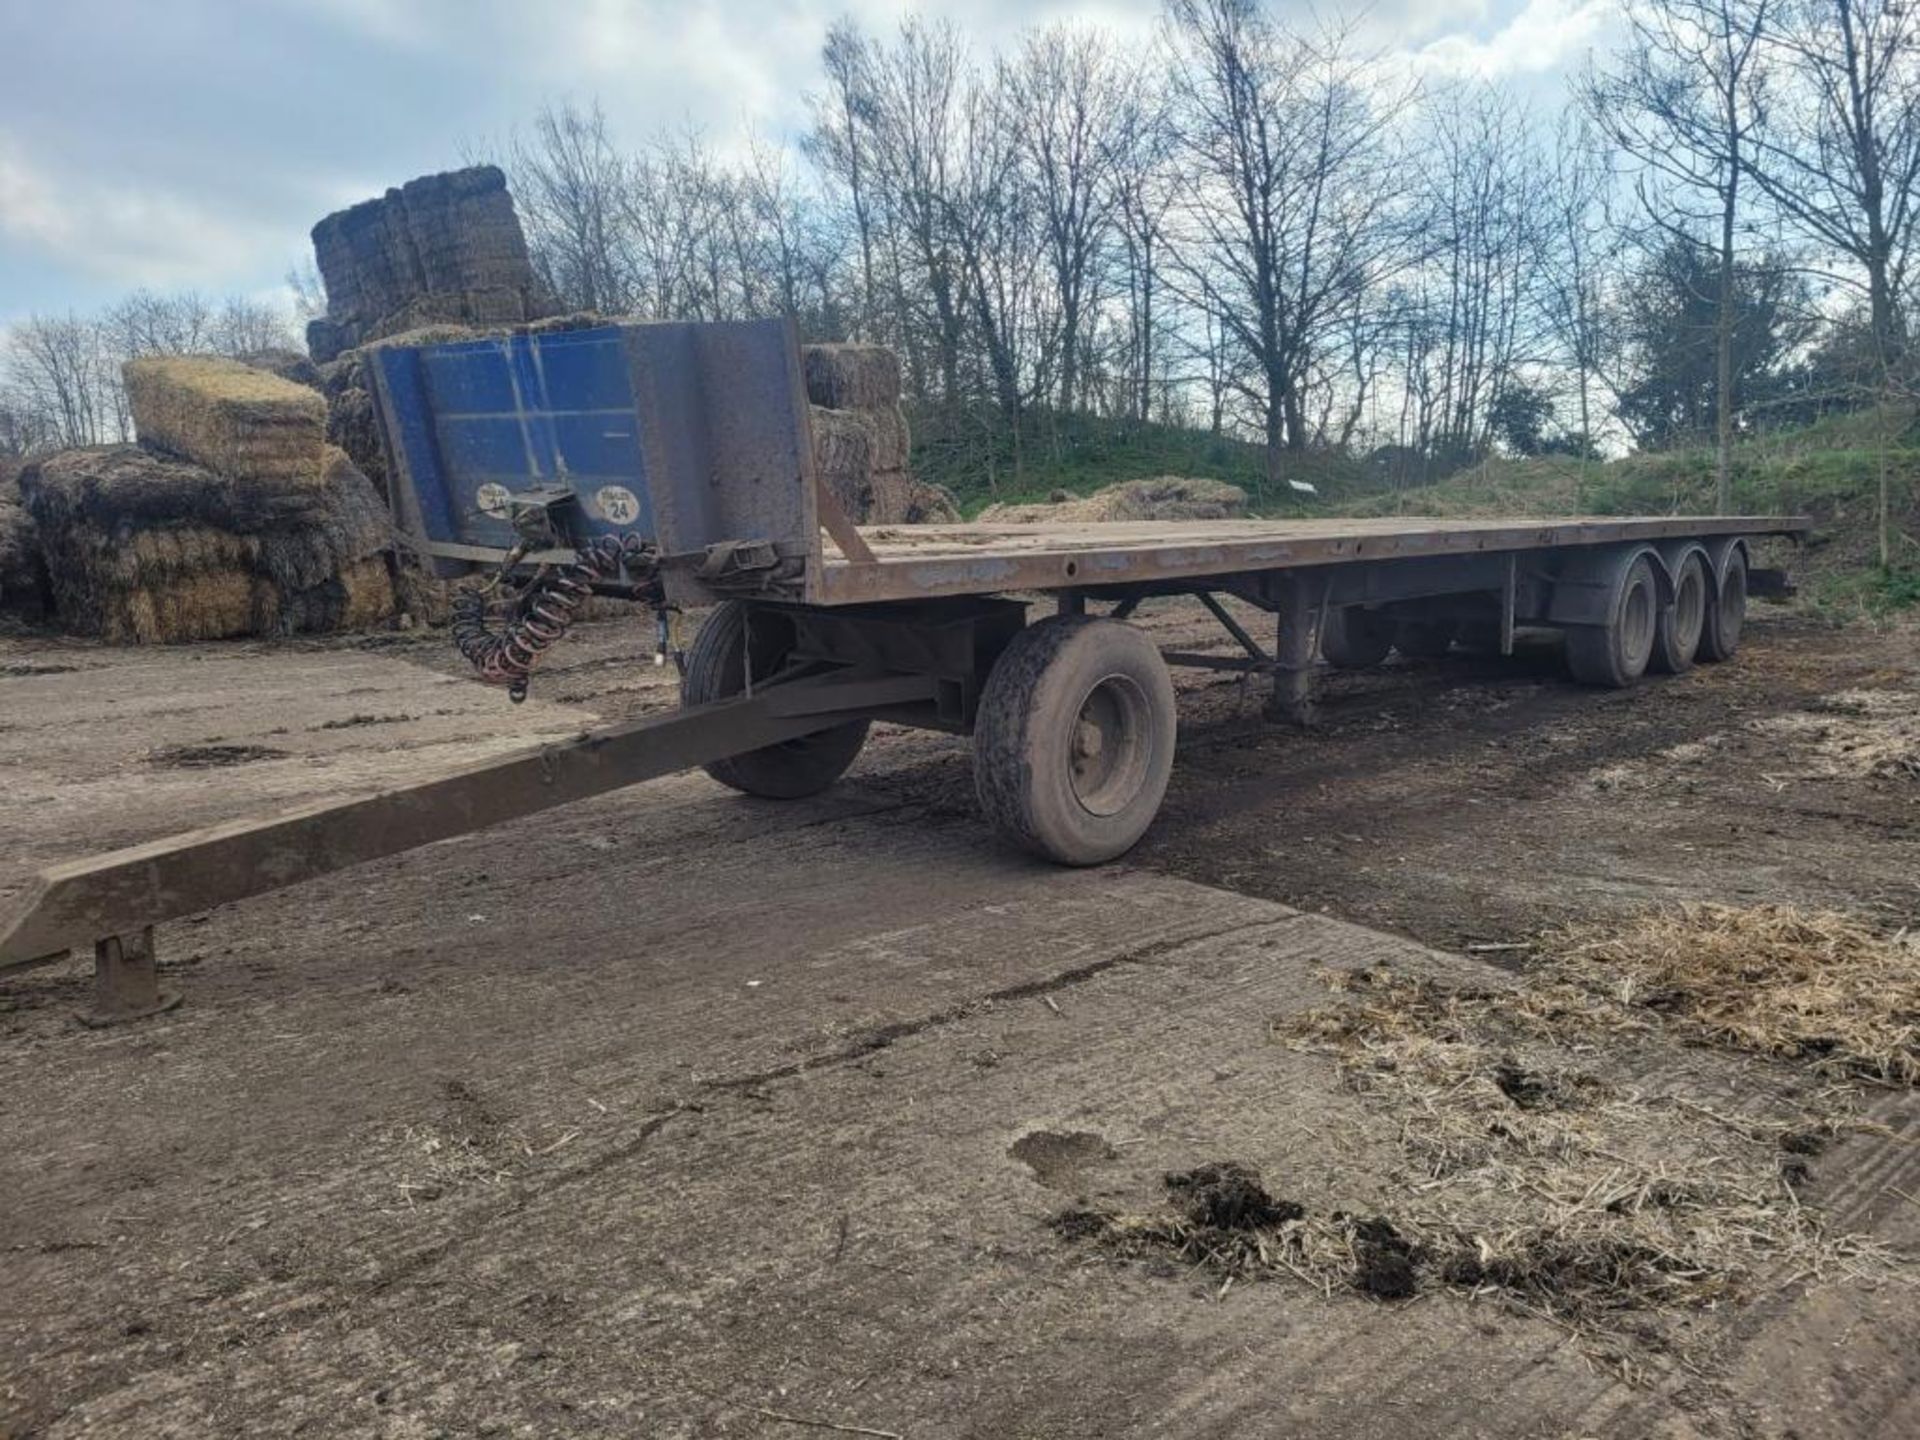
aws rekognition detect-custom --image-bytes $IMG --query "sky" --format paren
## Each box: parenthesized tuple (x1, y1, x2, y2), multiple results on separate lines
(0, 0, 1619, 331)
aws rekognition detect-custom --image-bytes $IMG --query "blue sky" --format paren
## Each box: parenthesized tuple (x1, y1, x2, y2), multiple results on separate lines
(0, 0, 1616, 331)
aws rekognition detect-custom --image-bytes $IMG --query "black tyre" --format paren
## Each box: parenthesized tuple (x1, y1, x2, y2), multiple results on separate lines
(682, 601, 869, 798)
(1565, 552, 1659, 688)
(1394, 618, 1456, 658)
(1651, 553, 1708, 674)
(974, 615, 1177, 866)
(1697, 548, 1747, 663)
(1322, 607, 1396, 670)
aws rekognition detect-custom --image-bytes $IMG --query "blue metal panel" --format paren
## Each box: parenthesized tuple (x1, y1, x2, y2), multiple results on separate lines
(370, 325, 655, 550)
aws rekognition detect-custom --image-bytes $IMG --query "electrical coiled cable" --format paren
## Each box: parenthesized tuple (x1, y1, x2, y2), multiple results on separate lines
(452, 533, 655, 702)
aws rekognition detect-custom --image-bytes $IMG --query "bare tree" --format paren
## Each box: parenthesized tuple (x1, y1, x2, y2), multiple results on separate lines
(1164, 0, 1408, 487)
(948, 63, 1047, 471)
(1005, 26, 1130, 422)
(1745, 0, 1920, 565)
(1750, 0, 1920, 366)
(808, 21, 882, 340)
(1412, 83, 1545, 458)
(1584, 0, 1774, 510)
(211, 296, 297, 355)
(1109, 74, 1178, 426)
(861, 19, 973, 418)
(510, 101, 636, 313)
(4, 314, 117, 449)
(1538, 110, 1620, 456)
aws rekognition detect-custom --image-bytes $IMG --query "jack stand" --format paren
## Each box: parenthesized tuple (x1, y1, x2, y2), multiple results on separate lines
(1265, 576, 1321, 729)
(77, 927, 181, 1028)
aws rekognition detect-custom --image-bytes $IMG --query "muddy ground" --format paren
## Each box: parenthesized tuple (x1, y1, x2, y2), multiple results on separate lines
(1, 599, 1916, 1438)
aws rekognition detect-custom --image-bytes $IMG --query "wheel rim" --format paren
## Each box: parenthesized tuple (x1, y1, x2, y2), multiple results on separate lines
(1070, 674, 1154, 817)
(1721, 566, 1747, 645)
(1621, 571, 1656, 670)
(1674, 563, 1706, 654)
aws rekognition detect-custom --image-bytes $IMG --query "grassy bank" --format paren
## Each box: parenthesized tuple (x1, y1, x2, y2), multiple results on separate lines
(911, 407, 1918, 619)
(1331, 408, 1920, 618)
(912, 416, 1372, 517)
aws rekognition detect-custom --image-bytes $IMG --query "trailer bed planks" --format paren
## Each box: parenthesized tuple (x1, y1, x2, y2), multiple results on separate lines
(812, 514, 1806, 604)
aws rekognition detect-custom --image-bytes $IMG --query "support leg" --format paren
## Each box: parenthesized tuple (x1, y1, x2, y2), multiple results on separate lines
(79, 927, 180, 1028)
(1266, 577, 1321, 728)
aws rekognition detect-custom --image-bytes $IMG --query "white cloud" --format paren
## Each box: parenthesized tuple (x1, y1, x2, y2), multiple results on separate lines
(1413, 0, 1614, 77)
(0, 133, 283, 290)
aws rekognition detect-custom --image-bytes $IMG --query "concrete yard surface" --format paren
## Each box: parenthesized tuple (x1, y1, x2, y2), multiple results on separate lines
(2, 609, 1918, 1438)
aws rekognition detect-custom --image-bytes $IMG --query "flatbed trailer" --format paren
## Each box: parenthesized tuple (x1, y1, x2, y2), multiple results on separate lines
(0, 319, 1807, 1022)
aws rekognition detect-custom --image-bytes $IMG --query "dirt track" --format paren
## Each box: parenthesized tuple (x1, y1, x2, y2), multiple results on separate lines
(2, 601, 1917, 1438)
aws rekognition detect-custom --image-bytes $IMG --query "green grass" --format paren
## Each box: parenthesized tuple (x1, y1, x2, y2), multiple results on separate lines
(910, 404, 1920, 619)
(911, 415, 1371, 518)
(1333, 408, 1920, 620)
(1807, 562, 1920, 618)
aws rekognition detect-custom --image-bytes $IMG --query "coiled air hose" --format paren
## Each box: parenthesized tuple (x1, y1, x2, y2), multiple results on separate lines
(452, 533, 656, 702)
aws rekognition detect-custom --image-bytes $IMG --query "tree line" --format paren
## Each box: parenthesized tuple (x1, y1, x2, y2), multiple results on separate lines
(5, 0, 1917, 560)
(498, 1, 1919, 517)
(0, 291, 295, 456)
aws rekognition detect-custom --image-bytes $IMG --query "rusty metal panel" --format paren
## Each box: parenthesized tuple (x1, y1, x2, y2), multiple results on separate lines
(367, 318, 820, 601)
(622, 318, 821, 605)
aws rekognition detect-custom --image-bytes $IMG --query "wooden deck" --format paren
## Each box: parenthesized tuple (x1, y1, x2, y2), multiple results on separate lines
(811, 514, 1807, 605)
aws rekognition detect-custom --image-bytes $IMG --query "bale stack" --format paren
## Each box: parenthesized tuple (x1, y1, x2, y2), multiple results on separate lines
(0, 458, 51, 620)
(808, 405, 877, 520)
(306, 166, 560, 363)
(236, 347, 323, 391)
(125, 357, 327, 489)
(20, 358, 395, 643)
(801, 344, 958, 525)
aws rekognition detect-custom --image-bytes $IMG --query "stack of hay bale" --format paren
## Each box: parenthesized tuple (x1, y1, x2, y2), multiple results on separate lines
(803, 344, 959, 525)
(305, 167, 561, 364)
(0, 457, 51, 621)
(18, 357, 394, 643)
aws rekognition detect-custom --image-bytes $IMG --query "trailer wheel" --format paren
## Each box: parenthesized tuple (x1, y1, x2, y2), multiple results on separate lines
(1565, 552, 1659, 688)
(1651, 552, 1709, 674)
(1321, 607, 1395, 669)
(973, 615, 1176, 866)
(1698, 548, 1747, 663)
(1394, 619, 1456, 658)
(682, 602, 869, 799)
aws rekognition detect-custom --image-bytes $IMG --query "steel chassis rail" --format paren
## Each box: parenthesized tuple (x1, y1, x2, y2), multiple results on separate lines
(0, 669, 933, 1019)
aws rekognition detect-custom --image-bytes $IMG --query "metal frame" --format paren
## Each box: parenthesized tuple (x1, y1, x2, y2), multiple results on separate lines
(1, 526, 1810, 1023)
(0, 664, 929, 979)
(808, 515, 1804, 606)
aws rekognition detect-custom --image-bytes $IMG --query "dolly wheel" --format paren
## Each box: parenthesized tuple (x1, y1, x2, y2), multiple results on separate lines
(1698, 548, 1747, 663)
(1652, 553, 1709, 674)
(1566, 552, 1660, 688)
(974, 616, 1177, 866)
(1322, 607, 1396, 670)
(682, 601, 869, 798)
